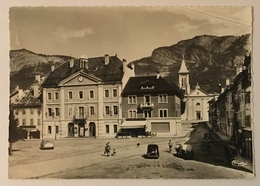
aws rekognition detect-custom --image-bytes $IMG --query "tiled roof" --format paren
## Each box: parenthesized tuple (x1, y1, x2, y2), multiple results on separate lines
(122, 76, 183, 97)
(42, 55, 124, 88)
(11, 83, 42, 108)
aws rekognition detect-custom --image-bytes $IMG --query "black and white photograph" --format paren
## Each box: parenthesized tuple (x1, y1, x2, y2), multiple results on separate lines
(3, 1, 259, 183)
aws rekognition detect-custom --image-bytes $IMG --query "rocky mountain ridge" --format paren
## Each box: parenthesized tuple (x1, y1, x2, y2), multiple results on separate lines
(9, 34, 251, 93)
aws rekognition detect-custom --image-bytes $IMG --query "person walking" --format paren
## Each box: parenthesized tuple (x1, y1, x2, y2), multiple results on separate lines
(168, 140, 173, 153)
(105, 142, 111, 156)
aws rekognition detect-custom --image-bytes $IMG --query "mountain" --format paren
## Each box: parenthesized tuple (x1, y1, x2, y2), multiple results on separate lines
(10, 49, 74, 91)
(9, 34, 251, 93)
(133, 34, 251, 93)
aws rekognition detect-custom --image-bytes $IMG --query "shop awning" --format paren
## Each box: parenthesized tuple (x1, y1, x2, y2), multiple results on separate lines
(120, 120, 147, 129)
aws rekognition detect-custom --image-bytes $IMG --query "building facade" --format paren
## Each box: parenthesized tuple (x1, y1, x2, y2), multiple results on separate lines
(10, 75, 43, 139)
(208, 53, 252, 161)
(41, 54, 133, 139)
(120, 74, 183, 137)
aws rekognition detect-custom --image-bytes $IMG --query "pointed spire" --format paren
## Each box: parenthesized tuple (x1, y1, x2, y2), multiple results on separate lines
(178, 54, 189, 73)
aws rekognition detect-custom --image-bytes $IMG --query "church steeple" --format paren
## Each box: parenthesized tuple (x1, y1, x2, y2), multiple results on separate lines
(178, 55, 189, 73)
(178, 55, 190, 95)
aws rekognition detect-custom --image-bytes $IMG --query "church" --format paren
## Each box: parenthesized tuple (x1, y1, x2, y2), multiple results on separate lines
(178, 57, 214, 122)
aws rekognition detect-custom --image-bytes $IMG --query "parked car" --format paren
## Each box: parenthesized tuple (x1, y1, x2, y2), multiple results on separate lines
(146, 144, 159, 159)
(176, 144, 194, 159)
(202, 133, 213, 142)
(40, 140, 54, 150)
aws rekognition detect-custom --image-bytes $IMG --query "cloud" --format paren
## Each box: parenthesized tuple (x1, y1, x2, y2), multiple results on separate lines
(62, 28, 94, 38)
(54, 27, 94, 42)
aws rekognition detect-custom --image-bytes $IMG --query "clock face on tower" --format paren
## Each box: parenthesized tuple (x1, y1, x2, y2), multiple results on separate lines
(78, 76, 83, 82)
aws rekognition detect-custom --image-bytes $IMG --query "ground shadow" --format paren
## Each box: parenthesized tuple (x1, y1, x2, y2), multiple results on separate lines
(183, 122, 253, 173)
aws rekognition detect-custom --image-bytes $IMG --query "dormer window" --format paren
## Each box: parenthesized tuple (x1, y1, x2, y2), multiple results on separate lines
(141, 85, 154, 89)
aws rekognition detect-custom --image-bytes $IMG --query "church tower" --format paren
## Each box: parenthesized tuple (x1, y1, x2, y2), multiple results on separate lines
(178, 55, 190, 95)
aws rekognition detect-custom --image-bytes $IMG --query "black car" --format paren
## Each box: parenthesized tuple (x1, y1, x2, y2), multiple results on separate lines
(146, 144, 159, 159)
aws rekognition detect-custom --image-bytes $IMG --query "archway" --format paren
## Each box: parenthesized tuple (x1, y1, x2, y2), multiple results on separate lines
(89, 122, 96, 137)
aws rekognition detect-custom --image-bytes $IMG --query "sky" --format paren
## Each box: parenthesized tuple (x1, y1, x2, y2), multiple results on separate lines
(9, 6, 252, 62)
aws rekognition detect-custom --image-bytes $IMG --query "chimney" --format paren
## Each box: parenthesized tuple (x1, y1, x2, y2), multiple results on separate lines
(156, 72, 160, 79)
(15, 85, 19, 91)
(226, 78, 230, 86)
(18, 89, 23, 99)
(221, 88, 224, 94)
(51, 65, 55, 72)
(69, 59, 74, 68)
(33, 84, 39, 98)
(105, 54, 109, 65)
(122, 58, 127, 73)
(35, 75, 41, 83)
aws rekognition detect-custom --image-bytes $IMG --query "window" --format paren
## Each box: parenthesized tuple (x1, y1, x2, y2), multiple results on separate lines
(15, 109, 19, 115)
(30, 109, 34, 115)
(105, 106, 110, 115)
(128, 95, 137, 104)
(79, 107, 84, 116)
(48, 108, 52, 117)
(105, 90, 109, 98)
(158, 94, 167, 103)
(79, 91, 84, 99)
(159, 109, 168, 118)
(48, 92, 52, 100)
(30, 119, 34, 125)
(106, 125, 109, 133)
(128, 110, 137, 118)
(68, 91, 73, 99)
(22, 109, 26, 115)
(113, 106, 118, 115)
(22, 119, 26, 126)
(141, 85, 154, 89)
(181, 78, 187, 87)
(68, 107, 73, 116)
(113, 89, 117, 97)
(37, 119, 41, 125)
(114, 125, 118, 133)
(245, 92, 250, 104)
(144, 95, 151, 104)
(89, 90, 94, 98)
(196, 102, 200, 106)
(55, 92, 59, 100)
(90, 106, 95, 115)
(144, 110, 152, 118)
(55, 108, 60, 116)
(48, 126, 52, 134)
(56, 126, 59, 134)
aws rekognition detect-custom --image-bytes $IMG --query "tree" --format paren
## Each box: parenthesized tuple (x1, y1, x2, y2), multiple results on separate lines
(9, 107, 20, 156)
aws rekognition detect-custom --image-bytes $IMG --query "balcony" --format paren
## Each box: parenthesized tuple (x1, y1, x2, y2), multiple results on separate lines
(139, 102, 154, 109)
(73, 114, 87, 120)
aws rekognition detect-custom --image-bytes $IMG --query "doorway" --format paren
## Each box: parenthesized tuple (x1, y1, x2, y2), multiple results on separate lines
(68, 123, 74, 137)
(89, 122, 96, 137)
(196, 111, 201, 120)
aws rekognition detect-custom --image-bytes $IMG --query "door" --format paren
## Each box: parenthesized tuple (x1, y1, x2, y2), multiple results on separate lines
(89, 122, 96, 137)
(144, 95, 151, 105)
(196, 111, 201, 120)
(68, 123, 74, 137)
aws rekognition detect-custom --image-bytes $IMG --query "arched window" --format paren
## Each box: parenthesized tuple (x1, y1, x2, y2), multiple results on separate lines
(196, 102, 200, 106)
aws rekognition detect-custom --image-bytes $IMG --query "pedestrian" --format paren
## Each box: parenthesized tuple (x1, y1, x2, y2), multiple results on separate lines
(105, 142, 111, 156)
(168, 140, 173, 152)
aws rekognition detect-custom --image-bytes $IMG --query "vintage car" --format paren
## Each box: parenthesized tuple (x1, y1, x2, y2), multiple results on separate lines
(40, 140, 54, 150)
(146, 144, 159, 159)
(176, 144, 194, 159)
